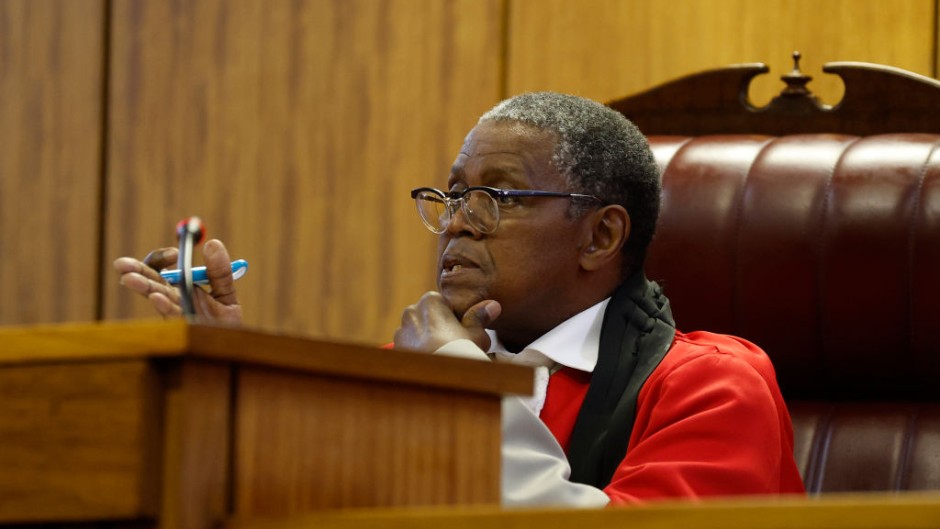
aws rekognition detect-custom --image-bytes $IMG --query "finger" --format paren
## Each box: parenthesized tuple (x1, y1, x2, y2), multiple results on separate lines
(194, 286, 210, 316)
(119, 271, 181, 304)
(149, 291, 183, 318)
(417, 291, 451, 314)
(143, 247, 179, 272)
(202, 239, 238, 306)
(114, 256, 171, 285)
(399, 303, 416, 324)
(394, 304, 428, 350)
(193, 286, 244, 325)
(113, 256, 141, 274)
(460, 299, 501, 330)
(392, 327, 406, 348)
(194, 287, 220, 319)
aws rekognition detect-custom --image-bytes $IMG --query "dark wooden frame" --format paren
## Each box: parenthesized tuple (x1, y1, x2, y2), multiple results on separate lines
(608, 53, 940, 135)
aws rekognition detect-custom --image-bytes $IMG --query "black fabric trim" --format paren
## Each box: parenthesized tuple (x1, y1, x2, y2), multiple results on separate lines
(567, 271, 676, 487)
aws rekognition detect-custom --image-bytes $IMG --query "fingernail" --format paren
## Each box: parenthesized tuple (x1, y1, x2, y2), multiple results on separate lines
(143, 249, 167, 267)
(484, 302, 501, 321)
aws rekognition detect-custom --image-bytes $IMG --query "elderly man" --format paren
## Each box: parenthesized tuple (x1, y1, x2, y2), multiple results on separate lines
(115, 92, 804, 506)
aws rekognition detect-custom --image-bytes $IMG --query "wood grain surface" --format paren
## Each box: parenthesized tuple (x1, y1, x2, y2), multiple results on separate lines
(505, 0, 936, 107)
(0, 0, 104, 325)
(0, 320, 534, 398)
(0, 321, 522, 522)
(101, 0, 505, 345)
(233, 366, 502, 512)
(158, 359, 232, 529)
(222, 492, 940, 529)
(0, 319, 186, 364)
(189, 323, 534, 397)
(0, 360, 160, 523)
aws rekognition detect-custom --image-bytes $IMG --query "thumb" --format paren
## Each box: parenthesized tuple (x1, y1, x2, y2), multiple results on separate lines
(461, 299, 501, 330)
(203, 239, 238, 305)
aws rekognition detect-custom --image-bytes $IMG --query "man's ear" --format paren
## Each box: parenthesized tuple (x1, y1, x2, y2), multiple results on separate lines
(580, 205, 630, 272)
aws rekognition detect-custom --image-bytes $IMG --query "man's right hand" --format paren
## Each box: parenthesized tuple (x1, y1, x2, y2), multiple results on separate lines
(113, 238, 243, 325)
(394, 291, 501, 353)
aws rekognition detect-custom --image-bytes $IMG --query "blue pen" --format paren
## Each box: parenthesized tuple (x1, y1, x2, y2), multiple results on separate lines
(161, 259, 249, 286)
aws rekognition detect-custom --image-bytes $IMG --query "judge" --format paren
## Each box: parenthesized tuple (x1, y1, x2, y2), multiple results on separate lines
(115, 92, 805, 506)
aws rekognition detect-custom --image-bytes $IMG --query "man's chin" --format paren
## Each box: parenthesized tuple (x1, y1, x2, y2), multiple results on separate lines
(439, 290, 484, 321)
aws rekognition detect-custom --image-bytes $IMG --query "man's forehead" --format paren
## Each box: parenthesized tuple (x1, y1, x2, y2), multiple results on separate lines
(449, 160, 525, 179)
(458, 121, 556, 157)
(449, 122, 566, 189)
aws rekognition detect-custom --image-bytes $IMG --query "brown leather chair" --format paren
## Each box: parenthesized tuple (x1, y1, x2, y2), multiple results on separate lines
(608, 54, 940, 493)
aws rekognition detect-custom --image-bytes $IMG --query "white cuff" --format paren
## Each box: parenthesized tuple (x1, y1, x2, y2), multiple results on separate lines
(433, 339, 491, 361)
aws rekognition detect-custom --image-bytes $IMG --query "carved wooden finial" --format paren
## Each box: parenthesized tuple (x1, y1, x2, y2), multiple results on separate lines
(779, 50, 815, 97)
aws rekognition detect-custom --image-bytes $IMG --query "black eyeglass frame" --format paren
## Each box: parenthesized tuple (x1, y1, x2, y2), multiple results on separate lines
(410, 185, 603, 234)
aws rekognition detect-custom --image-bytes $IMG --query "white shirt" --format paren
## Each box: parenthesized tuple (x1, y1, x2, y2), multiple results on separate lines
(486, 298, 609, 415)
(434, 299, 612, 508)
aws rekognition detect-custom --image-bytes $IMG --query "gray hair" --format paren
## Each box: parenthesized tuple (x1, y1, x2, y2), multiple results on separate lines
(479, 92, 661, 269)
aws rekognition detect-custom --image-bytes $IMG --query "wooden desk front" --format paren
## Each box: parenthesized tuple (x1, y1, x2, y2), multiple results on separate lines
(0, 320, 533, 529)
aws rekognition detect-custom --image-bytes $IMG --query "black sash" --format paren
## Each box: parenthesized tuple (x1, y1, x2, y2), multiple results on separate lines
(567, 270, 676, 487)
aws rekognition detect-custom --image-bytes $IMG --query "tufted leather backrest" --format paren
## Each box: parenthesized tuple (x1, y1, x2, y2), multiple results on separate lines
(644, 134, 940, 492)
(609, 57, 940, 494)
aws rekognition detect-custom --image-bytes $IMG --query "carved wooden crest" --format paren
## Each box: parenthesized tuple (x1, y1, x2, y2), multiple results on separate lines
(608, 52, 940, 135)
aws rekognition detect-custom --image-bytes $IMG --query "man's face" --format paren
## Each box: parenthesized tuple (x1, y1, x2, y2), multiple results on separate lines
(437, 120, 590, 347)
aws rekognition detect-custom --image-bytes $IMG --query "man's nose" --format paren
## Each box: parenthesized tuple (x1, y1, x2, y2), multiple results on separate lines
(444, 201, 483, 239)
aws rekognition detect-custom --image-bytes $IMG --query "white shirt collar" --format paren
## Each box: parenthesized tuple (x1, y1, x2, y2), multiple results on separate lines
(485, 298, 610, 373)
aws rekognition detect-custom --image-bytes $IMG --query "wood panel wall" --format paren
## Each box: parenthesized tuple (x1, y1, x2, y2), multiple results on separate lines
(507, 0, 937, 106)
(101, 0, 504, 344)
(2, 0, 938, 345)
(0, 0, 104, 325)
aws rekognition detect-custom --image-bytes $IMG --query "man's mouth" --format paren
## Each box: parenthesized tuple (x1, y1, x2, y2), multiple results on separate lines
(440, 254, 479, 278)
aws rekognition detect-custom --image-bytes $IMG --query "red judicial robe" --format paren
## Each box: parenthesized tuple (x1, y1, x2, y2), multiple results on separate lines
(540, 330, 806, 504)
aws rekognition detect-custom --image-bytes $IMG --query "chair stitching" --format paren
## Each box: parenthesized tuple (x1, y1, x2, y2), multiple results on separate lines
(808, 404, 835, 494)
(816, 136, 863, 395)
(906, 139, 940, 375)
(894, 406, 920, 491)
(733, 136, 777, 335)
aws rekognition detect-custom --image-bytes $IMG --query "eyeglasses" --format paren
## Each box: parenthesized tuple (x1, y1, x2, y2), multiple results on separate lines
(410, 186, 602, 234)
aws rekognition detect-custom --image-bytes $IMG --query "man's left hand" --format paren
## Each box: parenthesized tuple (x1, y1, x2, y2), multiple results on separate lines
(394, 291, 501, 352)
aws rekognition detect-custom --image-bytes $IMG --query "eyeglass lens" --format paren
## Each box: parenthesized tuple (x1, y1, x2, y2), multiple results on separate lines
(414, 189, 499, 233)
